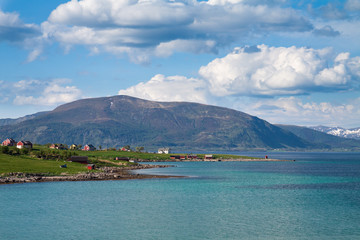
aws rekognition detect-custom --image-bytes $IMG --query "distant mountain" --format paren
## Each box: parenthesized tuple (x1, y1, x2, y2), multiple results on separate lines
(277, 124, 360, 150)
(0, 112, 49, 127)
(0, 95, 310, 151)
(309, 126, 360, 140)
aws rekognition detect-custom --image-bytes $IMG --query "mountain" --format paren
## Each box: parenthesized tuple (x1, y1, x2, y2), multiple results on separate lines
(277, 124, 360, 150)
(0, 112, 49, 127)
(308, 126, 360, 140)
(0, 95, 310, 150)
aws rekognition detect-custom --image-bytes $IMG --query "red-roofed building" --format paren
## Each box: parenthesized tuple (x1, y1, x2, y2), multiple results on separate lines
(17, 141, 33, 149)
(2, 138, 16, 146)
(82, 144, 96, 151)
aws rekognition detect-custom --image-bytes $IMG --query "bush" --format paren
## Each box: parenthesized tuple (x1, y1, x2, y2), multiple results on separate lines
(21, 148, 30, 155)
(1, 146, 9, 154)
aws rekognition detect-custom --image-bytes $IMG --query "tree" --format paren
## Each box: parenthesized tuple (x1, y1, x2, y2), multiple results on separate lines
(1, 146, 9, 154)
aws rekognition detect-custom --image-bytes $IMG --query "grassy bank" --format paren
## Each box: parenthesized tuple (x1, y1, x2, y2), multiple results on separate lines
(0, 154, 88, 176)
(0, 145, 259, 176)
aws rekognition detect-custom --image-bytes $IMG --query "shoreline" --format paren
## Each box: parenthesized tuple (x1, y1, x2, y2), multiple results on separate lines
(137, 158, 292, 162)
(0, 158, 292, 185)
(0, 164, 178, 185)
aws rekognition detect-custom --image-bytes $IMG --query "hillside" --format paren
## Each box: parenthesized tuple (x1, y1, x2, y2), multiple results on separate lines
(0, 112, 49, 127)
(309, 126, 360, 140)
(277, 124, 360, 150)
(0, 95, 310, 150)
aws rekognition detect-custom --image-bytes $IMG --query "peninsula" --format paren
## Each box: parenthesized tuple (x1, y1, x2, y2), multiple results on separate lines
(0, 144, 284, 184)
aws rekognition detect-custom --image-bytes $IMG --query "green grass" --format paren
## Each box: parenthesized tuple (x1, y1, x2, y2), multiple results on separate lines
(0, 153, 90, 176)
(74, 150, 258, 161)
(0, 145, 258, 177)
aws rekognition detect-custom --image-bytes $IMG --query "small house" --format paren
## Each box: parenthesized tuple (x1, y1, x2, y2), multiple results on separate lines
(115, 157, 130, 161)
(69, 144, 78, 150)
(82, 144, 96, 151)
(158, 148, 171, 154)
(187, 154, 198, 159)
(49, 144, 57, 149)
(17, 141, 33, 149)
(68, 156, 89, 164)
(170, 155, 181, 160)
(2, 138, 16, 146)
(120, 147, 131, 152)
(49, 144, 66, 150)
(204, 154, 213, 160)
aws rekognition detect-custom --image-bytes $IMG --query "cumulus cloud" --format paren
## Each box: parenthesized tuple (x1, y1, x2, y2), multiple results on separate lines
(10, 79, 82, 106)
(345, 0, 360, 11)
(118, 45, 360, 127)
(313, 25, 340, 37)
(40, 0, 313, 63)
(118, 74, 210, 103)
(199, 45, 360, 96)
(0, 9, 40, 42)
(120, 45, 360, 100)
(239, 96, 360, 127)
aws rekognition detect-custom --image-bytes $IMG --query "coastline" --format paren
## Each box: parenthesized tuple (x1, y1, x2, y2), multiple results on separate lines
(137, 158, 292, 162)
(0, 158, 292, 185)
(0, 164, 177, 185)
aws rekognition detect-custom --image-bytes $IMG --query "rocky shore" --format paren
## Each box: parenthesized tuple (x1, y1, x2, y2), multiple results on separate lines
(0, 164, 175, 185)
(138, 158, 291, 162)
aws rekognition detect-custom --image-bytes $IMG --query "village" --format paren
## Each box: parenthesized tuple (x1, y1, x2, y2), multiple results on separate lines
(1, 138, 219, 162)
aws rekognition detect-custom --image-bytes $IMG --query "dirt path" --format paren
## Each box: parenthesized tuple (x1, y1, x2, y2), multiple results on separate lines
(97, 158, 127, 166)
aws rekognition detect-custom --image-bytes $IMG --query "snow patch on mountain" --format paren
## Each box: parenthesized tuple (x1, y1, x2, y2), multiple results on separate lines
(309, 126, 360, 139)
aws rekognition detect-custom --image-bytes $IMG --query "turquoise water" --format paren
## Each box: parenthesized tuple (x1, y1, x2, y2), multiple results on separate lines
(1, 152, 360, 239)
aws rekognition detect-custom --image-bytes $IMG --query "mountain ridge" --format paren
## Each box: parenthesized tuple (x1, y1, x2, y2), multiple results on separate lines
(1, 95, 359, 151)
(308, 126, 360, 140)
(0, 95, 309, 150)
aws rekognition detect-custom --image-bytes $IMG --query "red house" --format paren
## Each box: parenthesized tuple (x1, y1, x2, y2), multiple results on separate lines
(82, 144, 96, 151)
(2, 138, 16, 146)
(49, 144, 66, 150)
(187, 154, 198, 159)
(17, 141, 33, 149)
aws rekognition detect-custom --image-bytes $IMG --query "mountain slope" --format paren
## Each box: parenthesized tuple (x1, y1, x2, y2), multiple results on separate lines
(277, 124, 360, 150)
(309, 126, 360, 140)
(0, 95, 309, 150)
(0, 112, 49, 127)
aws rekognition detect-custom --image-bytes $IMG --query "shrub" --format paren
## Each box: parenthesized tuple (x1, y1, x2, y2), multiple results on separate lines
(1, 146, 9, 154)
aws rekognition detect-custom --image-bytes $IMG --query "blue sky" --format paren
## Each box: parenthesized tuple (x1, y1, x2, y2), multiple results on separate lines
(1, 0, 360, 128)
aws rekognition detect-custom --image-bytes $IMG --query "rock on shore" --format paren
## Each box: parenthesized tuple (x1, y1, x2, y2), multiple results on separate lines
(0, 164, 173, 185)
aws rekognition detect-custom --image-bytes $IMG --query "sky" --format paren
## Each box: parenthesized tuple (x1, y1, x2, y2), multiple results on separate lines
(0, 0, 360, 128)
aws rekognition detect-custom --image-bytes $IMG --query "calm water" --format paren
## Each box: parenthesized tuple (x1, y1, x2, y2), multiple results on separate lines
(1, 152, 360, 239)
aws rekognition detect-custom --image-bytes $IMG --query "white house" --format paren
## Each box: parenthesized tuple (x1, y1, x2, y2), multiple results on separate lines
(158, 148, 171, 154)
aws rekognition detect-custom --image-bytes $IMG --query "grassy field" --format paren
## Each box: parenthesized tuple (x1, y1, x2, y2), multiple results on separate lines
(77, 150, 258, 161)
(0, 154, 89, 176)
(0, 145, 258, 176)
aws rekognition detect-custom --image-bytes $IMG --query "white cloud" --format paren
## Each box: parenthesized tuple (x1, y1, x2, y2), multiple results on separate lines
(0, 9, 40, 42)
(199, 45, 360, 96)
(12, 79, 82, 106)
(118, 74, 210, 103)
(238, 96, 360, 128)
(40, 0, 313, 63)
(313, 25, 340, 37)
(155, 39, 218, 57)
(345, 0, 360, 11)
(13, 79, 42, 90)
(118, 45, 360, 127)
